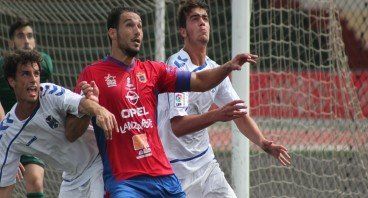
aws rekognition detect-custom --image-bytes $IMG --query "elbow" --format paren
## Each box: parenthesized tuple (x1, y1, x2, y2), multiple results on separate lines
(191, 84, 209, 92)
(66, 134, 77, 143)
(65, 130, 78, 142)
(171, 124, 185, 137)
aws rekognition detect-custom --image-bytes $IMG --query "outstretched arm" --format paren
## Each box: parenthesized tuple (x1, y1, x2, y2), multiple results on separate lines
(234, 115, 291, 166)
(190, 53, 257, 92)
(0, 185, 15, 198)
(171, 100, 247, 137)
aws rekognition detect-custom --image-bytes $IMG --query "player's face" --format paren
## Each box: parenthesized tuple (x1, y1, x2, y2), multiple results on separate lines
(10, 26, 36, 50)
(116, 12, 143, 57)
(183, 8, 210, 45)
(9, 62, 40, 104)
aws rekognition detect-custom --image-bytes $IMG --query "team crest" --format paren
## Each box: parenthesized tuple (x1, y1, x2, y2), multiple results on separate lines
(46, 115, 59, 129)
(136, 72, 147, 83)
(104, 74, 117, 87)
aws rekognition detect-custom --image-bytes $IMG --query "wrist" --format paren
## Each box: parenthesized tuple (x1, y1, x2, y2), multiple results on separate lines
(208, 108, 220, 123)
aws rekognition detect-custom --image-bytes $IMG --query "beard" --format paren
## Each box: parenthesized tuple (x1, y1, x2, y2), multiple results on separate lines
(122, 46, 139, 57)
(117, 35, 140, 58)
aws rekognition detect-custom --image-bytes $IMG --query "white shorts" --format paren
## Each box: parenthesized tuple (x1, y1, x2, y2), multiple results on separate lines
(58, 166, 104, 198)
(179, 159, 237, 198)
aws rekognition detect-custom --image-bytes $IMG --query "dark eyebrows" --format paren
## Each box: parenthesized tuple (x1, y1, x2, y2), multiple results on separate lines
(123, 19, 142, 24)
(189, 13, 208, 19)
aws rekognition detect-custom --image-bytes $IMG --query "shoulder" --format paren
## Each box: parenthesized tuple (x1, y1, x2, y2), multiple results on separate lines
(166, 50, 189, 68)
(40, 83, 66, 99)
(206, 57, 219, 68)
(40, 52, 51, 60)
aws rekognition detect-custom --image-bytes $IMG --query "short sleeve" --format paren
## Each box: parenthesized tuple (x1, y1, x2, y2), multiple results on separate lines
(156, 62, 191, 93)
(165, 92, 189, 119)
(214, 77, 240, 107)
(41, 83, 84, 117)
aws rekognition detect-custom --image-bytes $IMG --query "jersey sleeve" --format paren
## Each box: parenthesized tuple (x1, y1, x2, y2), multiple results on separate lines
(214, 77, 240, 107)
(156, 62, 191, 93)
(164, 92, 189, 119)
(42, 83, 84, 118)
(0, 139, 21, 187)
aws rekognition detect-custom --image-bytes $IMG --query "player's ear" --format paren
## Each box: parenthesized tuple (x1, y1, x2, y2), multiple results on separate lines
(179, 27, 186, 39)
(108, 28, 117, 41)
(8, 40, 14, 50)
(7, 77, 16, 89)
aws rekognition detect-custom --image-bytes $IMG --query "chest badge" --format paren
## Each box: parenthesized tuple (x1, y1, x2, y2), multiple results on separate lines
(104, 74, 117, 87)
(136, 72, 147, 83)
(46, 115, 59, 129)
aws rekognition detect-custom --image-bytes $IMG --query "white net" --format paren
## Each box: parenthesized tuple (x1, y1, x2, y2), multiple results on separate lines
(248, 0, 368, 197)
(0, 0, 367, 197)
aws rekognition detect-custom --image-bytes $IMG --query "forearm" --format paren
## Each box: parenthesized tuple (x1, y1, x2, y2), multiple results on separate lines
(65, 114, 91, 142)
(0, 184, 15, 197)
(234, 115, 265, 147)
(78, 98, 104, 117)
(190, 64, 231, 92)
(171, 110, 219, 137)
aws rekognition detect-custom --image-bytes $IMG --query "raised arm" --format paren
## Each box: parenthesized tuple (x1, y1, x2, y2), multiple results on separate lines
(234, 115, 291, 166)
(190, 53, 257, 92)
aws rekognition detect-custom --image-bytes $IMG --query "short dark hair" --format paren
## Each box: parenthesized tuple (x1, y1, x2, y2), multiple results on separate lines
(178, 0, 209, 28)
(106, 5, 141, 43)
(3, 50, 42, 84)
(8, 18, 32, 39)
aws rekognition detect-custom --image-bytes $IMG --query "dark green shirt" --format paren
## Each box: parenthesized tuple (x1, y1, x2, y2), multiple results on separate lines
(0, 51, 53, 112)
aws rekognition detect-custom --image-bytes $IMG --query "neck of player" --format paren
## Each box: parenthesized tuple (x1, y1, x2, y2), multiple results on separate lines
(111, 46, 135, 66)
(15, 100, 39, 120)
(183, 43, 207, 66)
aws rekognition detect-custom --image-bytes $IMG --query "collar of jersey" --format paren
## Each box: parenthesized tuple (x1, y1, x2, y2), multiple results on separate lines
(180, 49, 209, 72)
(105, 55, 135, 70)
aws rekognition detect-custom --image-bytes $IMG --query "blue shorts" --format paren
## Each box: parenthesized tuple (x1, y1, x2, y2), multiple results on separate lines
(108, 174, 185, 198)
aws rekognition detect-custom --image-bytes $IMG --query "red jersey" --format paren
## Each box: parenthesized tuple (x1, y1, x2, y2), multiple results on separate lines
(75, 56, 191, 184)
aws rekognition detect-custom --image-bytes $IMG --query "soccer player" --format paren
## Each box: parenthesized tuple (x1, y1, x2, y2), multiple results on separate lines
(75, 5, 257, 198)
(0, 49, 117, 197)
(157, 1, 291, 197)
(0, 18, 53, 198)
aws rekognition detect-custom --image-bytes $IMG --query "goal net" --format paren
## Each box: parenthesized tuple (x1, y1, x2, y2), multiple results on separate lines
(0, 0, 367, 197)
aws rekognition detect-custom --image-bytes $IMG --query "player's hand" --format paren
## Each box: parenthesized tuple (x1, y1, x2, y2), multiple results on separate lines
(95, 107, 118, 140)
(79, 81, 99, 103)
(214, 100, 247, 122)
(16, 163, 25, 182)
(224, 53, 258, 71)
(261, 139, 291, 166)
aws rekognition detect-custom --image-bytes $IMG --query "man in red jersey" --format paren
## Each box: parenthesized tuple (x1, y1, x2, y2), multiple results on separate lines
(76, 5, 257, 198)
